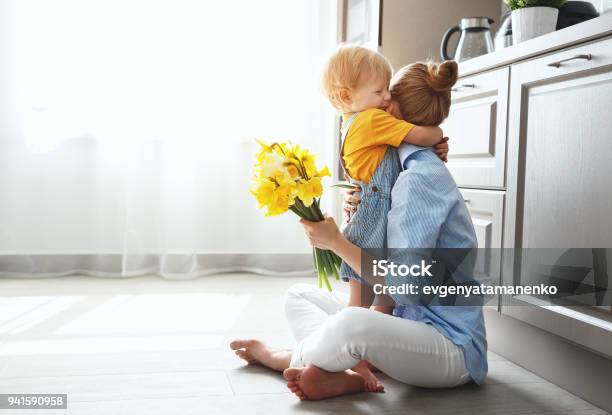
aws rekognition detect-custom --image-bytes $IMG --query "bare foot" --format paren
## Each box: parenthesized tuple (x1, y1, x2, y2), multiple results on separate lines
(352, 361, 384, 392)
(229, 339, 292, 372)
(283, 365, 384, 401)
(360, 360, 380, 373)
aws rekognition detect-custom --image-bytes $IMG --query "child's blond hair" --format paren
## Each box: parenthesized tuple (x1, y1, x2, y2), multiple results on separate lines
(390, 60, 458, 126)
(323, 45, 392, 110)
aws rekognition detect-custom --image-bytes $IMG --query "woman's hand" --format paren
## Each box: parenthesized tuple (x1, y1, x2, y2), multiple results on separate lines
(300, 217, 343, 251)
(434, 137, 450, 163)
(343, 185, 362, 222)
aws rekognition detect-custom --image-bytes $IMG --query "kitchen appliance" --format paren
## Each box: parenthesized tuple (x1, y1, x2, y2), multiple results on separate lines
(556, 1, 600, 30)
(440, 17, 495, 62)
(495, 11, 513, 50)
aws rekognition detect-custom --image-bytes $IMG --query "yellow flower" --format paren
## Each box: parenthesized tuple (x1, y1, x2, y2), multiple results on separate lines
(278, 142, 293, 156)
(315, 165, 331, 178)
(255, 139, 273, 164)
(250, 139, 341, 290)
(250, 179, 276, 208)
(252, 139, 330, 211)
(286, 164, 299, 178)
(295, 147, 317, 178)
(297, 177, 323, 207)
(266, 183, 297, 216)
(250, 178, 297, 216)
(259, 151, 286, 178)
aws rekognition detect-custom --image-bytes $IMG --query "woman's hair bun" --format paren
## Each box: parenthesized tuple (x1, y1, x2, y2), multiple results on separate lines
(425, 60, 458, 93)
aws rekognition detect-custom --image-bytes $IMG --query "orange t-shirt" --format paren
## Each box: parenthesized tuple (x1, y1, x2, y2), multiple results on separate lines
(342, 108, 414, 183)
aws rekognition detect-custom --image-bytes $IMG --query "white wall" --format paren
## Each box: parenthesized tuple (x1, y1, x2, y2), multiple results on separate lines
(0, 1, 339, 255)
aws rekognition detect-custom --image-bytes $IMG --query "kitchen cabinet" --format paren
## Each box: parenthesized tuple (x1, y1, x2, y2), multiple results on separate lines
(459, 189, 505, 311)
(443, 68, 509, 189)
(501, 36, 612, 357)
(459, 189, 504, 275)
(446, 13, 612, 358)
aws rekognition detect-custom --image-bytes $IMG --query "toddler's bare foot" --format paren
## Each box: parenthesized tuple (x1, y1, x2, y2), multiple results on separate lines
(283, 365, 384, 401)
(229, 339, 291, 372)
(352, 361, 384, 392)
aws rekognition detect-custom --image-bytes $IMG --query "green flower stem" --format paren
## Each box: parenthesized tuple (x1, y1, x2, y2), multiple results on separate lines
(319, 249, 331, 276)
(331, 251, 342, 267)
(312, 247, 318, 278)
(293, 199, 317, 221)
(309, 200, 325, 221)
(291, 203, 307, 219)
(329, 252, 341, 280)
(318, 249, 333, 291)
(315, 248, 325, 288)
(289, 206, 300, 217)
(292, 199, 341, 291)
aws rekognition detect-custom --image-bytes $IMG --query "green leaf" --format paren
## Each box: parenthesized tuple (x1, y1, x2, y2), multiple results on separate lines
(309, 202, 325, 222)
(505, 0, 566, 10)
(332, 183, 360, 190)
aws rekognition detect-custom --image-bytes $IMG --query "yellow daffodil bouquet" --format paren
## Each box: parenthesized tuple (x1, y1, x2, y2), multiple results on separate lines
(250, 140, 341, 291)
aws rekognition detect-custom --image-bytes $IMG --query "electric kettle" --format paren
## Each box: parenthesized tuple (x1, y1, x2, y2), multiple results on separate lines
(495, 11, 513, 50)
(441, 17, 495, 62)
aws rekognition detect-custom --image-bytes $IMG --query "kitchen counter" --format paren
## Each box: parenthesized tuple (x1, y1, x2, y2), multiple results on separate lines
(459, 12, 612, 76)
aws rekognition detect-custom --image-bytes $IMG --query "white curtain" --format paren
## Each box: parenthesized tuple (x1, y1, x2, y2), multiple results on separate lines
(0, 0, 340, 278)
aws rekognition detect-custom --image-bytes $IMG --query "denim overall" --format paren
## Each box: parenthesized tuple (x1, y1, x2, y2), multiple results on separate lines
(339, 112, 402, 283)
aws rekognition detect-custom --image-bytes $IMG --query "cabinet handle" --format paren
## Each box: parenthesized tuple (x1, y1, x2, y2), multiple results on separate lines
(547, 54, 592, 68)
(451, 84, 476, 92)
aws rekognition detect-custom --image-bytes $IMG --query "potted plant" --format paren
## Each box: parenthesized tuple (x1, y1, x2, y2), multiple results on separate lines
(505, 0, 567, 44)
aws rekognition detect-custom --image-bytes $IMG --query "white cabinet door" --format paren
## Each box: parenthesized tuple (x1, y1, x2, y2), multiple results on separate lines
(442, 67, 509, 189)
(460, 188, 505, 311)
(502, 36, 612, 358)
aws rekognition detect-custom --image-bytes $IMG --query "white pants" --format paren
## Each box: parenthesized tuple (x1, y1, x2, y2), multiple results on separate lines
(285, 283, 471, 388)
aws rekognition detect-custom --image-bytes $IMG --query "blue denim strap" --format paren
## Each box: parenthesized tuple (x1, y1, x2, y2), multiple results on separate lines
(339, 112, 360, 179)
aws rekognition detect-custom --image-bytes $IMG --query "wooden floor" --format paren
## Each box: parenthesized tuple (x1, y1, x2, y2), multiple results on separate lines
(0, 274, 608, 415)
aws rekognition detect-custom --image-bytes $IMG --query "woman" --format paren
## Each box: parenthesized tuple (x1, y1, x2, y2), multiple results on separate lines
(230, 60, 488, 400)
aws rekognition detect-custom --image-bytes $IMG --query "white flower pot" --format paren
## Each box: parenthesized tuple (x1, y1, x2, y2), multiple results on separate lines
(511, 7, 560, 44)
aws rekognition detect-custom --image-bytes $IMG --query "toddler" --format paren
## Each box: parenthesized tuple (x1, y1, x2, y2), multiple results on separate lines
(322, 45, 450, 391)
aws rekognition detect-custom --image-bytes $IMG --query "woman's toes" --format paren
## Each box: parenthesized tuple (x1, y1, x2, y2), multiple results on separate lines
(283, 367, 303, 381)
(230, 339, 254, 350)
(229, 340, 242, 350)
(286, 381, 307, 400)
(229, 340, 240, 350)
(234, 348, 257, 364)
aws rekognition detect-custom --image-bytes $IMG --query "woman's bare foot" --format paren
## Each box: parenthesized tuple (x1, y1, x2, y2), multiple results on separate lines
(229, 339, 292, 372)
(283, 365, 384, 401)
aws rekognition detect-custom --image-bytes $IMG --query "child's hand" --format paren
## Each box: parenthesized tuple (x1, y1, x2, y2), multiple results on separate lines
(435, 137, 450, 163)
(343, 185, 362, 222)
